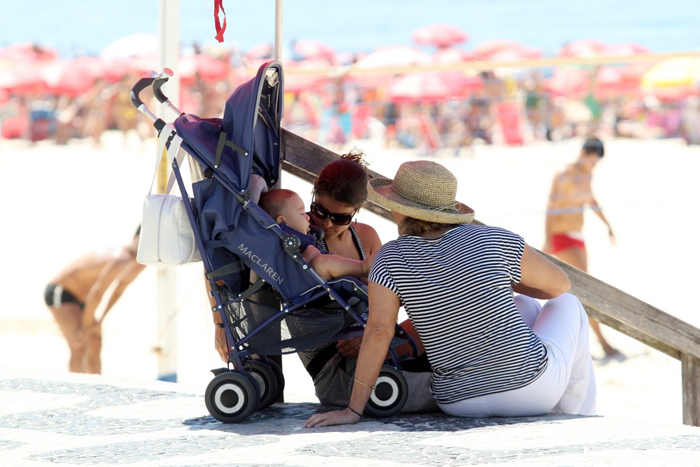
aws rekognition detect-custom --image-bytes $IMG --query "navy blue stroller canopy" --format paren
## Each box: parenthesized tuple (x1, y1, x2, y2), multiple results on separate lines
(175, 61, 283, 193)
(174, 61, 327, 302)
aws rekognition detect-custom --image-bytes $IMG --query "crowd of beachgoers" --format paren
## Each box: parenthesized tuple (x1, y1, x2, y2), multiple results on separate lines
(1, 32, 699, 152)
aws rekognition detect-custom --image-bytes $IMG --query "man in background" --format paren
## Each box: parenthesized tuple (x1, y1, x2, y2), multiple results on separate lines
(543, 138, 620, 357)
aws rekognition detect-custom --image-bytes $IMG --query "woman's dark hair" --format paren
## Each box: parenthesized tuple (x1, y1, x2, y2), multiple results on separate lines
(313, 148, 369, 208)
(399, 217, 461, 236)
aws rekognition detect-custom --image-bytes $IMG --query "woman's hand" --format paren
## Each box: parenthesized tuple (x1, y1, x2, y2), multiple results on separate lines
(304, 407, 360, 428)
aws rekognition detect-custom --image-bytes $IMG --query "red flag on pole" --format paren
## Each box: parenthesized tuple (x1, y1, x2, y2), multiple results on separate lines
(214, 0, 227, 43)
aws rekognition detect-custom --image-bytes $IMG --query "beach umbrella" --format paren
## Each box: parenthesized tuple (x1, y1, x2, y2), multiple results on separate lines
(411, 24, 469, 48)
(101, 33, 160, 59)
(558, 39, 607, 58)
(433, 47, 477, 64)
(179, 54, 229, 84)
(387, 71, 473, 102)
(245, 42, 273, 60)
(353, 46, 433, 88)
(0, 42, 59, 62)
(40, 56, 107, 96)
(641, 57, 700, 100)
(544, 67, 590, 97)
(355, 45, 432, 69)
(472, 39, 541, 61)
(601, 42, 651, 57)
(283, 57, 330, 93)
(293, 39, 335, 60)
(0, 60, 47, 94)
(594, 62, 653, 99)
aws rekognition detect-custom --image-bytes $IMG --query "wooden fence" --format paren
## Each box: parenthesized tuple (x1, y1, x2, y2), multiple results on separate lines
(281, 128, 700, 427)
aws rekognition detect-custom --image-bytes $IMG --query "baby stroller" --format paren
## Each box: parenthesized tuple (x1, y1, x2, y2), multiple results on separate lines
(131, 61, 415, 423)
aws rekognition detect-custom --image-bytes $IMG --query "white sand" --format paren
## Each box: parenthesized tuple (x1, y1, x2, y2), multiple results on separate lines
(2, 130, 699, 425)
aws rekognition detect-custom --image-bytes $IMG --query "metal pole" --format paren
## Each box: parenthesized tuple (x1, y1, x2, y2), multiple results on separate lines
(271, 0, 285, 401)
(156, 0, 180, 383)
(274, 0, 284, 61)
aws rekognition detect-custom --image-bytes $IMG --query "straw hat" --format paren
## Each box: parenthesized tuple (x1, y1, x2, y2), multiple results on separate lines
(368, 160, 474, 224)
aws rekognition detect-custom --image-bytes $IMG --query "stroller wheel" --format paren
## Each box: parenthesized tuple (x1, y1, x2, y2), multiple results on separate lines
(244, 360, 279, 410)
(205, 371, 259, 423)
(363, 365, 408, 418)
(267, 359, 286, 402)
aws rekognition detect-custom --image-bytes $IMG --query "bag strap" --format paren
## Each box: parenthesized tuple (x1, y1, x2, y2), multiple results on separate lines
(150, 123, 186, 195)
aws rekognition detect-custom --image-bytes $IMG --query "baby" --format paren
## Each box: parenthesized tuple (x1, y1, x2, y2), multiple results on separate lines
(258, 189, 372, 280)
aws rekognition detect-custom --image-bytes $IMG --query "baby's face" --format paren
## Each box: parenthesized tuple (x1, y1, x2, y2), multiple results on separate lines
(280, 194, 310, 234)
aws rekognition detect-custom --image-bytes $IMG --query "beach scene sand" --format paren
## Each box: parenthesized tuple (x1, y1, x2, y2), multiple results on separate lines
(2, 129, 699, 426)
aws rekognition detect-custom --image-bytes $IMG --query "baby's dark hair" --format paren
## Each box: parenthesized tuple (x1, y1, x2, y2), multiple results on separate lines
(259, 189, 297, 219)
(582, 137, 604, 157)
(313, 148, 368, 208)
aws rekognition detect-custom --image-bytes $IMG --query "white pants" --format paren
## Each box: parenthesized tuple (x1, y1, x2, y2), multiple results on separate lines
(438, 293, 596, 417)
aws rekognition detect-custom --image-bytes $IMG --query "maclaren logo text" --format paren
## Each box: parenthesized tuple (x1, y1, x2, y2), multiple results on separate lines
(237, 243, 284, 285)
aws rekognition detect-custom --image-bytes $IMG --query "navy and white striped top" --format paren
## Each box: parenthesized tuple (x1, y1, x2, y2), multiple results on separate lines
(368, 223, 548, 405)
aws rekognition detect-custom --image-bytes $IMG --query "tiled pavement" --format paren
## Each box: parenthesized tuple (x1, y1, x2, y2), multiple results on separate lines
(1, 369, 699, 466)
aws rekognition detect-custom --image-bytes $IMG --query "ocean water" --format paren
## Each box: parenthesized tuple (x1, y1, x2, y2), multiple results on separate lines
(1, 0, 698, 58)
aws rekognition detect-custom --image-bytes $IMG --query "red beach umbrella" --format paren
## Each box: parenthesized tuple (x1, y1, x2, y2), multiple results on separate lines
(245, 42, 273, 60)
(601, 42, 651, 57)
(433, 48, 477, 64)
(179, 54, 229, 84)
(355, 46, 432, 69)
(387, 71, 468, 102)
(473, 39, 541, 61)
(0, 42, 59, 62)
(353, 46, 433, 88)
(412, 24, 469, 48)
(0, 60, 47, 94)
(558, 39, 607, 58)
(283, 58, 330, 93)
(544, 68, 590, 97)
(41, 56, 107, 96)
(293, 40, 335, 60)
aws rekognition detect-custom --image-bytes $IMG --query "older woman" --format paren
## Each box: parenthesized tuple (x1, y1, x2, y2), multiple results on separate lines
(305, 160, 595, 427)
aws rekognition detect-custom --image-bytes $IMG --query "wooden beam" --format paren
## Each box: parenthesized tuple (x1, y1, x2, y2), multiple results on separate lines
(281, 129, 700, 363)
(281, 129, 395, 221)
(682, 353, 700, 426)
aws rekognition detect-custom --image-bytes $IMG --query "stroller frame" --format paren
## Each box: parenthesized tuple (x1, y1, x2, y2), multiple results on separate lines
(132, 63, 414, 423)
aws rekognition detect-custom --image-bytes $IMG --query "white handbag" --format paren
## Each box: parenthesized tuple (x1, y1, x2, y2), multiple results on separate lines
(136, 125, 202, 266)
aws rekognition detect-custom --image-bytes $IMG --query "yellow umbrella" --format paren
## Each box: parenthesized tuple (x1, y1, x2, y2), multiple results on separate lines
(641, 57, 700, 99)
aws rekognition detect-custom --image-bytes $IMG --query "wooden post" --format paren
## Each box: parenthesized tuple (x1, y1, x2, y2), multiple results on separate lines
(682, 353, 700, 426)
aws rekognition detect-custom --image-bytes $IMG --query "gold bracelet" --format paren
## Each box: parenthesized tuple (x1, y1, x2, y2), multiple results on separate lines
(354, 377, 376, 390)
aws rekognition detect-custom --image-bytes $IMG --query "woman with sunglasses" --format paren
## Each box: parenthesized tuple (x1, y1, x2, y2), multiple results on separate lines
(299, 150, 436, 412)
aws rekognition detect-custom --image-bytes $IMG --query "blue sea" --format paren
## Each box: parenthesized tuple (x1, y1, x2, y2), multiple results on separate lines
(1, 0, 698, 58)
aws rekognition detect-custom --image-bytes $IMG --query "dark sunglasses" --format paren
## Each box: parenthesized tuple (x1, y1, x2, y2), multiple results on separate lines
(310, 201, 356, 226)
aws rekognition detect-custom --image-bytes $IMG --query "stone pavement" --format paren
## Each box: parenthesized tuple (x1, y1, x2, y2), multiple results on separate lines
(1, 369, 700, 466)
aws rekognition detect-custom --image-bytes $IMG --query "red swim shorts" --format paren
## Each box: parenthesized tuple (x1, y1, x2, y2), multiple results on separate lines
(551, 233, 585, 254)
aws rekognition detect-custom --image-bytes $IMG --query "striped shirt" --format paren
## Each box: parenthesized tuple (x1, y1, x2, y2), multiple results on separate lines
(369, 223, 548, 405)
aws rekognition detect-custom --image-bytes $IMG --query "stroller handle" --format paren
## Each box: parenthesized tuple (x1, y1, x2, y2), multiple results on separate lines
(131, 70, 172, 133)
(152, 68, 184, 117)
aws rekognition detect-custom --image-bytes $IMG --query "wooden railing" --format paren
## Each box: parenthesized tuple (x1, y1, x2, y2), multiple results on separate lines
(281, 128, 700, 427)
